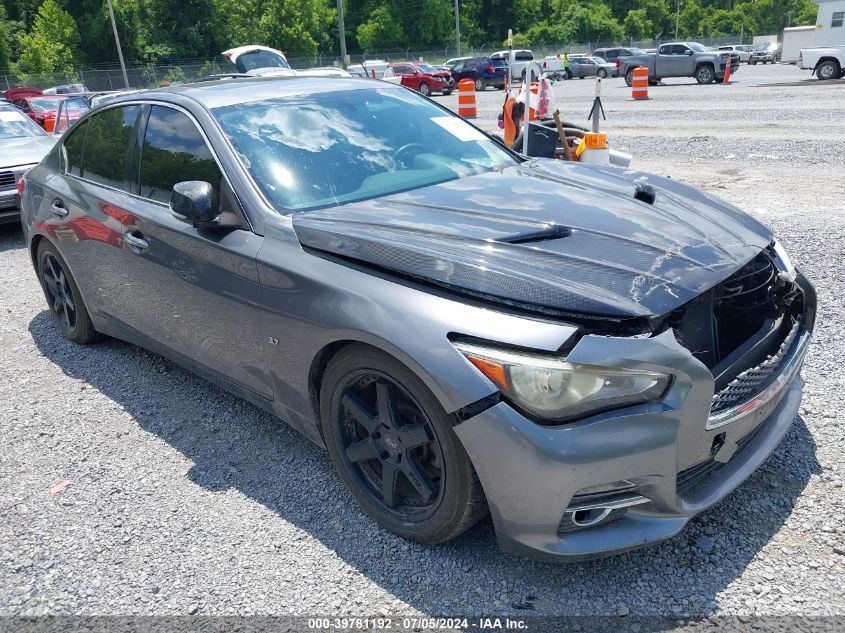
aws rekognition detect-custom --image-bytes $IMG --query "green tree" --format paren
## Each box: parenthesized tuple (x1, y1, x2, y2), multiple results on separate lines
(14, 0, 81, 75)
(356, 5, 405, 51)
(623, 8, 653, 39)
(0, 4, 12, 71)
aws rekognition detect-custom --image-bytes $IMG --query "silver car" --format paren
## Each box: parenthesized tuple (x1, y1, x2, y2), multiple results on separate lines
(565, 55, 616, 79)
(20, 77, 815, 561)
(0, 104, 56, 224)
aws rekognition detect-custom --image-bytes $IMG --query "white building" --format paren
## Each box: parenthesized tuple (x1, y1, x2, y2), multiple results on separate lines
(812, 0, 845, 47)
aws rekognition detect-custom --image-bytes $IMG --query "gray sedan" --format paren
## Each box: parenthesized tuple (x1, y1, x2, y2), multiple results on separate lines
(565, 55, 617, 79)
(20, 77, 814, 561)
(0, 104, 56, 224)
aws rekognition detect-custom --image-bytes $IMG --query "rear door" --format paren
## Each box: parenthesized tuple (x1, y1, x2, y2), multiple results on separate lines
(36, 105, 142, 320)
(110, 104, 271, 398)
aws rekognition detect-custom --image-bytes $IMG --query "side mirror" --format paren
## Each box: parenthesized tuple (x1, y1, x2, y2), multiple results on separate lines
(170, 181, 219, 226)
(685, 49, 693, 56)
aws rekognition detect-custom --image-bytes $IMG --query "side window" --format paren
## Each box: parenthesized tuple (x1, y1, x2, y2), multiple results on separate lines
(833, 11, 844, 27)
(675, 45, 691, 55)
(452, 62, 464, 72)
(83, 105, 141, 190)
(659, 45, 671, 55)
(139, 106, 222, 205)
(63, 119, 88, 178)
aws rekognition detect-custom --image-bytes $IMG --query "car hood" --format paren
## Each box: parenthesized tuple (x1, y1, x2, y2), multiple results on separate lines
(292, 160, 772, 319)
(1, 135, 56, 168)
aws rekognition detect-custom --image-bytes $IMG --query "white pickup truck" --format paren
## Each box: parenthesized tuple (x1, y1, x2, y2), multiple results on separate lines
(798, 46, 845, 80)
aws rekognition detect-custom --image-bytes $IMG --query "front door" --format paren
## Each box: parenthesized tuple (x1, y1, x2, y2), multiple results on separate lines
(112, 104, 271, 399)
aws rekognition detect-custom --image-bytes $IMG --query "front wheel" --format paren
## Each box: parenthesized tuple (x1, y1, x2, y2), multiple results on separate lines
(442, 89, 452, 95)
(418, 82, 430, 97)
(817, 60, 841, 80)
(695, 64, 715, 84)
(321, 345, 487, 544)
(597, 68, 607, 79)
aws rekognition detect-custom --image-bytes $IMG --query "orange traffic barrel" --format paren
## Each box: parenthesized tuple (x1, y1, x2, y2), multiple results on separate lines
(632, 66, 649, 100)
(458, 79, 477, 118)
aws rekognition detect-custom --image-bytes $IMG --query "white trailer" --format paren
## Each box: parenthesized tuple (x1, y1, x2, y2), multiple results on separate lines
(782, 26, 818, 62)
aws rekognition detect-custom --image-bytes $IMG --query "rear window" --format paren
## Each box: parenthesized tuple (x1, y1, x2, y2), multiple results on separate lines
(514, 51, 534, 61)
(234, 50, 291, 73)
(491, 58, 508, 68)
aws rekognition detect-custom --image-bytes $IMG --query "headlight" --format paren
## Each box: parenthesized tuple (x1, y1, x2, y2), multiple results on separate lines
(454, 342, 671, 423)
(772, 239, 796, 282)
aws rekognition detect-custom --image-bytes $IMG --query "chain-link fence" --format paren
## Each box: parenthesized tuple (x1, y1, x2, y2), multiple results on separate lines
(0, 34, 754, 92)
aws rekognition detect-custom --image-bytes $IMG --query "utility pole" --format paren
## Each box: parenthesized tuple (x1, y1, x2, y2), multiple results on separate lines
(337, 0, 347, 69)
(455, 0, 461, 56)
(106, 0, 129, 89)
(675, 0, 682, 39)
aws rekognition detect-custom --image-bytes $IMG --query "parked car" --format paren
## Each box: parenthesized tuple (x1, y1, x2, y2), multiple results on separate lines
(20, 77, 815, 561)
(448, 56, 507, 90)
(42, 83, 88, 95)
(223, 45, 296, 76)
(619, 42, 740, 85)
(443, 56, 470, 70)
(5, 89, 70, 132)
(799, 45, 845, 79)
(383, 62, 455, 96)
(490, 49, 534, 80)
(564, 55, 617, 79)
(717, 44, 754, 63)
(0, 103, 56, 224)
(592, 46, 645, 65)
(750, 42, 782, 64)
(347, 60, 391, 79)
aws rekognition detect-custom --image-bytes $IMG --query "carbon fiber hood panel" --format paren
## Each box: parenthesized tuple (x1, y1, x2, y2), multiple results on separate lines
(292, 160, 772, 318)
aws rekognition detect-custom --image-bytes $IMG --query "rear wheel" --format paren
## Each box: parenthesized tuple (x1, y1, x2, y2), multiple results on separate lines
(418, 82, 430, 97)
(597, 68, 607, 79)
(474, 77, 484, 91)
(624, 68, 634, 87)
(321, 345, 487, 544)
(695, 64, 715, 84)
(36, 241, 98, 344)
(817, 60, 840, 80)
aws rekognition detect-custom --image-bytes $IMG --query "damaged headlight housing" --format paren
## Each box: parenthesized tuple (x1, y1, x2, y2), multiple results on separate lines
(772, 239, 797, 283)
(454, 342, 671, 423)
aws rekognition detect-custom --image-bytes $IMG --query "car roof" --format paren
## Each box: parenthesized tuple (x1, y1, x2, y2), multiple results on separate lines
(105, 76, 396, 110)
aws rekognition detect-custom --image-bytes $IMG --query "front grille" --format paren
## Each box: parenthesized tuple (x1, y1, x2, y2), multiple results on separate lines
(676, 422, 765, 495)
(0, 171, 15, 187)
(710, 318, 801, 415)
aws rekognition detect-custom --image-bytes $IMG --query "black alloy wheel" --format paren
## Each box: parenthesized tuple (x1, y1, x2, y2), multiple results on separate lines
(321, 345, 487, 544)
(37, 241, 98, 344)
(336, 373, 444, 518)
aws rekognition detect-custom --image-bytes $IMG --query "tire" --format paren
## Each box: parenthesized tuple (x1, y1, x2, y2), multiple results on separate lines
(750, 59, 757, 65)
(474, 77, 484, 91)
(36, 240, 98, 344)
(418, 82, 430, 97)
(597, 68, 607, 79)
(321, 344, 487, 544)
(442, 89, 452, 95)
(695, 64, 715, 84)
(816, 60, 840, 81)
(624, 68, 634, 87)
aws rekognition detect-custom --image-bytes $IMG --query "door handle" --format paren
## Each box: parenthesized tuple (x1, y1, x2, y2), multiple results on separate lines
(50, 199, 68, 218)
(124, 230, 150, 254)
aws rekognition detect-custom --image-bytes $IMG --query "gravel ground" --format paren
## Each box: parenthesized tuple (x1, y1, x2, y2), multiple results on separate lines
(1, 63, 844, 625)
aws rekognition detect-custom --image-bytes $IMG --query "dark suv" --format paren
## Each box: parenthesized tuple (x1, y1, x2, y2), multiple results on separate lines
(447, 57, 507, 90)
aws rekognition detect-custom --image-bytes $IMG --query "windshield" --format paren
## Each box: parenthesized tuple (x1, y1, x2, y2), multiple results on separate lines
(214, 88, 518, 212)
(416, 64, 440, 73)
(0, 108, 47, 138)
(688, 42, 708, 52)
(627, 48, 644, 55)
(235, 50, 292, 72)
(29, 98, 64, 112)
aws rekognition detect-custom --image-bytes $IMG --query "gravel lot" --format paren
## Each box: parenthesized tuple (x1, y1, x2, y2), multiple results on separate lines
(2, 63, 844, 625)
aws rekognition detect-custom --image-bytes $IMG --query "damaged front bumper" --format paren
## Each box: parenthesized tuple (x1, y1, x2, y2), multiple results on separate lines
(454, 311, 812, 562)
